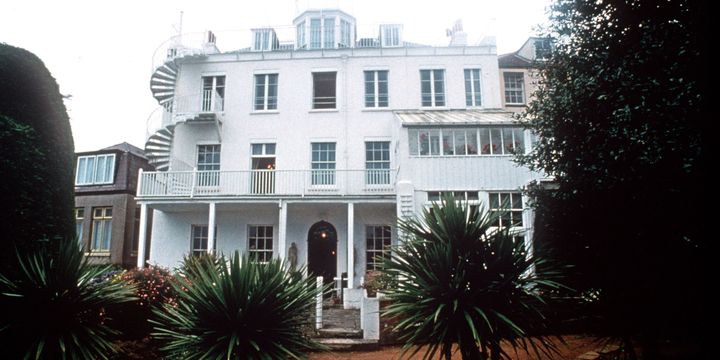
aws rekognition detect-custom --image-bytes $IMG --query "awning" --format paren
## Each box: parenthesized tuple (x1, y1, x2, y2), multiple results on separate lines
(394, 109, 518, 126)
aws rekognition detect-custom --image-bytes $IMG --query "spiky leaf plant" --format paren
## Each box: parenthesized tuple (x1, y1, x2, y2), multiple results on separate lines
(0, 239, 136, 360)
(152, 252, 325, 359)
(384, 194, 568, 360)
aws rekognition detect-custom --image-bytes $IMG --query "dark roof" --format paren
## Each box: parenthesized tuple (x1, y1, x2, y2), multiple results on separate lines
(100, 142, 146, 158)
(498, 52, 533, 68)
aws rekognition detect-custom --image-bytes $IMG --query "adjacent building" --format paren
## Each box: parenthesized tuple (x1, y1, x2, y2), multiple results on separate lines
(75, 143, 153, 267)
(136, 9, 544, 296)
(498, 36, 549, 111)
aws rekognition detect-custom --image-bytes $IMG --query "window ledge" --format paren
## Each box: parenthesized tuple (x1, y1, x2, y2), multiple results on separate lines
(361, 107, 391, 112)
(84, 251, 110, 257)
(309, 109, 339, 113)
(409, 154, 516, 158)
(420, 106, 449, 110)
(505, 103, 526, 107)
(250, 110, 280, 115)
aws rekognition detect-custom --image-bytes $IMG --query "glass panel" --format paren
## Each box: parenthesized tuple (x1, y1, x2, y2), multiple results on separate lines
(378, 71, 388, 107)
(419, 130, 429, 156)
(409, 130, 419, 155)
(323, 18, 335, 48)
(454, 130, 467, 155)
(429, 130, 440, 155)
(265, 143, 276, 155)
(313, 72, 336, 109)
(364, 71, 375, 107)
(490, 129, 502, 154)
(442, 131, 453, 155)
(467, 130, 478, 155)
(433, 70, 445, 106)
(310, 19, 321, 49)
(513, 128, 525, 154)
(503, 128, 515, 154)
(480, 129, 491, 154)
(420, 70, 432, 106)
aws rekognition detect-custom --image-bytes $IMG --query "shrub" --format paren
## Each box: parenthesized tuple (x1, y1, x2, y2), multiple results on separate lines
(0, 239, 135, 359)
(384, 194, 569, 360)
(362, 270, 396, 297)
(107, 266, 178, 339)
(152, 252, 325, 359)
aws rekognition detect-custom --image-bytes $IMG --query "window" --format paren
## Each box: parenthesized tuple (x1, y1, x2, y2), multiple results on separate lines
(364, 70, 388, 108)
(253, 29, 275, 51)
(489, 192, 524, 228)
(381, 25, 401, 47)
(248, 225, 273, 263)
(254, 74, 278, 111)
(75, 154, 115, 185)
(251, 143, 276, 156)
(340, 19, 352, 47)
(202, 75, 225, 112)
(479, 128, 524, 155)
(366, 225, 391, 270)
(191, 225, 217, 256)
(251, 143, 276, 194)
(296, 21, 306, 48)
(534, 38, 552, 60)
(464, 69, 482, 107)
(310, 18, 321, 49)
(503, 72, 525, 105)
(323, 18, 335, 48)
(197, 145, 221, 186)
(408, 128, 523, 156)
(365, 141, 390, 185)
(312, 72, 337, 109)
(311, 142, 336, 185)
(91, 207, 112, 252)
(75, 208, 84, 246)
(420, 70, 445, 107)
(427, 191, 479, 202)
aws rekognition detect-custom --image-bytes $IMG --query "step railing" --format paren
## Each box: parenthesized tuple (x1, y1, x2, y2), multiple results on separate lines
(138, 169, 396, 197)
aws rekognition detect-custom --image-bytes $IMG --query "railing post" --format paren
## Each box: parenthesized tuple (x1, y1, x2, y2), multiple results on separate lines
(316, 276, 323, 329)
(137, 168, 144, 197)
(191, 168, 197, 198)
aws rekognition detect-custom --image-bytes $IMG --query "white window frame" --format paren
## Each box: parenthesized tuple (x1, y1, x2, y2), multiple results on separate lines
(248, 225, 274, 263)
(201, 75, 226, 112)
(91, 207, 112, 252)
(364, 70, 389, 108)
(311, 142, 336, 186)
(191, 224, 217, 256)
(464, 68, 482, 107)
(323, 17, 335, 49)
(488, 192, 524, 229)
(503, 72, 525, 105)
(310, 18, 321, 49)
(196, 144, 221, 187)
(420, 69, 446, 107)
(365, 141, 391, 185)
(254, 73, 278, 111)
(75, 207, 84, 246)
(408, 127, 524, 157)
(366, 225, 392, 271)
(75, 154, 116, 185)
(296, 21, 306, 49)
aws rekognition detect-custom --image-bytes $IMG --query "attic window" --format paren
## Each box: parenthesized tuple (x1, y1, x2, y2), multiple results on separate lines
(76, 154, 116, 185)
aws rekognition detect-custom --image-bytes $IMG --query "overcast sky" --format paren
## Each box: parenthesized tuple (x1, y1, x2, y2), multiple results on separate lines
(1, 0, 550, 152)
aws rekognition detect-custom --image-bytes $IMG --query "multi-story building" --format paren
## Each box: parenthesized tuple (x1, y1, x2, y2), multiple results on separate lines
(136, 9, 543, 295)
(75, 142, 154, 267)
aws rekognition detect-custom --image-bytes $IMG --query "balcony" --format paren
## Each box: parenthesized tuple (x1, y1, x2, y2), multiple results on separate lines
(138, 169, 396, 198)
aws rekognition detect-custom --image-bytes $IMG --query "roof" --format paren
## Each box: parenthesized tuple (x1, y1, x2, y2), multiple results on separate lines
(99, 142, 146, 158)
(394, 110, 518, 126)
(498, 53, 533, 68)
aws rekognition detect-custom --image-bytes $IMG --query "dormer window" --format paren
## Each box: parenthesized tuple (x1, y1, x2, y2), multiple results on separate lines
(294, 9, 356, 49)
(534, 38, 552, 60)
(76, 154, 115, 185)
(380, 24, 402, 47)
(252, 28, 278, 51)
(296, 21, 306, 49)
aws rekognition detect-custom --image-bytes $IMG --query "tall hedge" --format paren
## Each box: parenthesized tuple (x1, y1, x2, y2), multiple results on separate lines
(0, 43, 75, 265)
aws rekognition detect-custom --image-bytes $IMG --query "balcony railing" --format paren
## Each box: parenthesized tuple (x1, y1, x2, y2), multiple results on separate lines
(138, 169, 396, 198)
(145, 92, 224, 140)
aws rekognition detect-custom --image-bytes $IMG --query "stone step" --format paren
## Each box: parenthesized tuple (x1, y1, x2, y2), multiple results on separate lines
(317, 338, 380, 351)
(317, 327, 363, 339)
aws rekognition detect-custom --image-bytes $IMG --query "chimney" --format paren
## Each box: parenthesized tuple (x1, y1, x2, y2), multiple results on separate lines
(447, 19, 467, 46)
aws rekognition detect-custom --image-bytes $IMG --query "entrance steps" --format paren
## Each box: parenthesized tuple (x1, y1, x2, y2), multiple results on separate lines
(315, 304, 379, 351)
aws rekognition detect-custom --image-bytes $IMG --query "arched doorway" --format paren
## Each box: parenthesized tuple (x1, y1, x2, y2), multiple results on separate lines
(307, 221, 337, 285)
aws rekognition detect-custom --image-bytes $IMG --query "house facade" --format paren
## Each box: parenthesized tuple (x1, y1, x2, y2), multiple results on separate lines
(75, 143, 154, 267)
(136, 9, 543, 293)
(498, 37, 548, 112)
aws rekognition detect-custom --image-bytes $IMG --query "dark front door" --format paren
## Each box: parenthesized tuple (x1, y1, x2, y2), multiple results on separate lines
(307, 221, 337, 285)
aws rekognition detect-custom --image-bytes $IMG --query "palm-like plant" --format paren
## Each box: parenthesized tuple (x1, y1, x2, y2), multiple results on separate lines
(0, 239, 136, 360)
(384, 195, 568, 360)
(152, 251, 325, 359)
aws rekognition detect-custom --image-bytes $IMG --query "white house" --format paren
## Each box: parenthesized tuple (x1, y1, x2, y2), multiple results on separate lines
(136, 9, 543, 298)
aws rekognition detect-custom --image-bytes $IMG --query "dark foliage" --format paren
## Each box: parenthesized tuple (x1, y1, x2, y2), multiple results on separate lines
(0, 43, 75, 269)
(518, 0, 707, 357)
(384, 195, 568, 360)
(0, 239, 135, 359)
(152, 252, 325, 359)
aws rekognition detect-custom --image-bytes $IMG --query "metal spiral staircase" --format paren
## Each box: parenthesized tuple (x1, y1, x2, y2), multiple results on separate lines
(144, 60, 179, 171)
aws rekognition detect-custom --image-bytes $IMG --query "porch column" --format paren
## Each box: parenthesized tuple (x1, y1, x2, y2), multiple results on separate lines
(207, 202, 216, 254)
(278, 200, 287, 260)
(347, 202, 355, 288)
(136, 203, 148, 268)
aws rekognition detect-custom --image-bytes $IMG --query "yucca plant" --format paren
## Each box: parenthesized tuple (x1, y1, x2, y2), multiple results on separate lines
(384, 194, 569, 360)
(152, 251, 325, 359)
(0, 238, 136, 359)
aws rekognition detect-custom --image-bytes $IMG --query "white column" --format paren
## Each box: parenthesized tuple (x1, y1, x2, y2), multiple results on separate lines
(347, 202, 355, 288)
(278, 200, 287, 260)
(207, 202, 216, 254)
(136, 203, 148, 268)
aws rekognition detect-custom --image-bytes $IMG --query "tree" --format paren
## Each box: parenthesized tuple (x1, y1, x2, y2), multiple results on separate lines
(518, 0, 706, 357)
(384, 196, 566, 360)
(0, 43, 75, 267)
